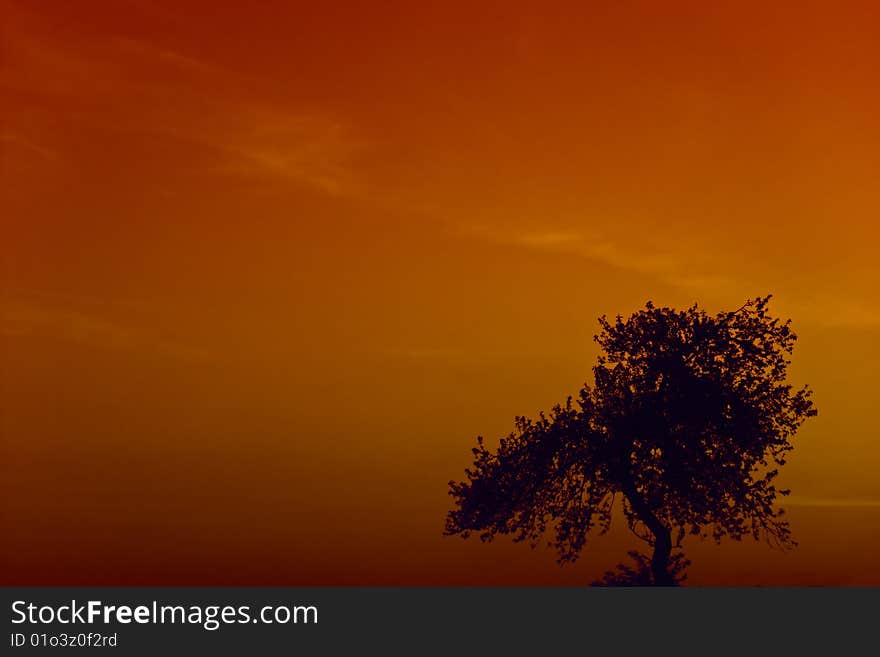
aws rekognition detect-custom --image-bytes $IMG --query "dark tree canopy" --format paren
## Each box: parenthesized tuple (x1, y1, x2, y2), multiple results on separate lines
(445, 296, 817, 585)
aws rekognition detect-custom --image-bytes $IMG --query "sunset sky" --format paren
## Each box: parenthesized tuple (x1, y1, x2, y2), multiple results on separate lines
(2, 0, 879, 585)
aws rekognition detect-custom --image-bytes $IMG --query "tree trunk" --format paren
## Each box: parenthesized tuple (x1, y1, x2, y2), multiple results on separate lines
(649, 527, 675, 586)
(621, 482, 676, 586)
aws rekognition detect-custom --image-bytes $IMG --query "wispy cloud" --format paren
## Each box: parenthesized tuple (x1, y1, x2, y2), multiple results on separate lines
(384, 347, 464, 362)
(1, 293, 208, 362)
(176, 112, 364, 195)
(0, 133, 58, 161)
(465, 223, 699, 280)
(110, 36, 223, 76)
(1, 8, 366, 197)
(784, 496, 880, 508)
(803, 296, 880, 329)
(464, 222, 880, 330)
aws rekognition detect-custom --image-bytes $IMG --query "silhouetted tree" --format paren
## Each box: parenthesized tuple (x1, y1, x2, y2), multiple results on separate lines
(445, 296, 816, 585)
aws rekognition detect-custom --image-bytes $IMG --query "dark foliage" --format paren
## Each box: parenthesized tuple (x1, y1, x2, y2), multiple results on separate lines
(591, 550, 691, 587)
(445, 296, 817, 585)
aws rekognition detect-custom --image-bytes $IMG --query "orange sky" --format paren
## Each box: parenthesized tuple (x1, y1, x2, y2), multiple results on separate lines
(2, 0, 879, 585)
